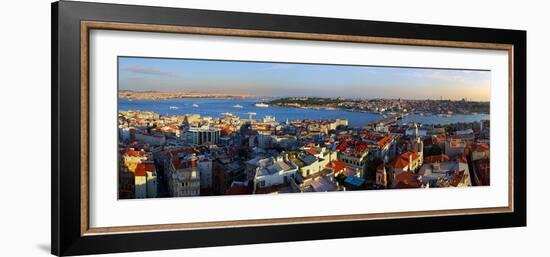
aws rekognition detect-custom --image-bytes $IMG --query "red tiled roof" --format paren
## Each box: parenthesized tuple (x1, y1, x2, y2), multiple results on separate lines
(135, 163, 155, 176)
(389, 150, 421, 169)
(363, 133, 383, 141)
(394, 171, 422, 188)
(377, 135, 393, 148)
(337, 140, 368, 157)
(326, 160, 347, 173)
(390, 156, 409, 169)
(424, 154, 450, 163)
(305, 148, 320, 155)
(125, 150, 147, 157)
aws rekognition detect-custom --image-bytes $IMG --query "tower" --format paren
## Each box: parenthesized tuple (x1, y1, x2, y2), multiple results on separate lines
(410, 122, 424, 166)
(412, 122, 419, 138)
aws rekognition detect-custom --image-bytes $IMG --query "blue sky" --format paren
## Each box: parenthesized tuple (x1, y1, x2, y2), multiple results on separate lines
(118, 57, 491, 101)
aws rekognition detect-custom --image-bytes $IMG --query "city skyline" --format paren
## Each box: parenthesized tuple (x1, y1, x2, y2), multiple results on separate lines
(117, 57, 491, 199)
(119, 57, 491, 101)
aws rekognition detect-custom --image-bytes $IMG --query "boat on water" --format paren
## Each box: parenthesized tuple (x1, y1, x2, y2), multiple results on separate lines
(192, 104, 199, 108)
(233, 104, 243, 108)
(169, 106, 179, 110)
(254, 103, 269, 108)
(221, 112, 234, 116)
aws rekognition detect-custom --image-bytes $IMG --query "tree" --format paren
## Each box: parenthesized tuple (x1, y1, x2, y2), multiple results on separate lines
(335, 173, 346, 184)
(425, 144, 443, 156)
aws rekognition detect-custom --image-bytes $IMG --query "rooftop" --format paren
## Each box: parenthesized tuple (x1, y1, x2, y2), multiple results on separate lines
(344, 176, 366, 188)
(325, 160, 347, 173)
(135, 163, 155, 176)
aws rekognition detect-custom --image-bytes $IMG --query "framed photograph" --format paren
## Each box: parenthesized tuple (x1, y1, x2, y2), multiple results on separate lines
(52, 1, 526, 256)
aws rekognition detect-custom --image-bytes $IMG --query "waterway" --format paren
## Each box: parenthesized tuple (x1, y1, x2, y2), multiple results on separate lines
(119, 98, 489, 126)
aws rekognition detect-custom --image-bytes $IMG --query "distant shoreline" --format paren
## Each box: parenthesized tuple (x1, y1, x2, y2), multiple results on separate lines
(268, 97, 490, 116)
(118, 91, 256, 100)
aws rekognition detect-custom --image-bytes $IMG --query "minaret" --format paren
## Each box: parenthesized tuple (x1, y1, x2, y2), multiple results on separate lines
(411, 122, 423, 166)
(417, 136, 423, 165)
(413, 122, 419, 138)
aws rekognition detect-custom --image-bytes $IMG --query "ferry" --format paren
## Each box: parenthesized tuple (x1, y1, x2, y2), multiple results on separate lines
(254, 103, 269, 108)
(221, 112, 234, 117)
(233, 104, 244, 108)
(169, 106, 179, 110)
(192, 104, 199, 108)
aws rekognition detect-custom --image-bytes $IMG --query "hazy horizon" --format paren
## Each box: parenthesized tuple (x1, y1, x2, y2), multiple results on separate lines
(119, 57, 491, 101)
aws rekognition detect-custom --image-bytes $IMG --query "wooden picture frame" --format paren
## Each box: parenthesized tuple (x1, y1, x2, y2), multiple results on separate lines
(52, 1, 526, 256)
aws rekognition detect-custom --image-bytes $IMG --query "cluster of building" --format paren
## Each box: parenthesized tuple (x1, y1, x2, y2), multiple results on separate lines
(271, 97, 489, 116)
(118, 109, 490, 199)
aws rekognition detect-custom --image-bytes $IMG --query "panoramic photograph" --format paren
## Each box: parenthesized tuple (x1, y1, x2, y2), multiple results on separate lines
(117, 57, 491, 199)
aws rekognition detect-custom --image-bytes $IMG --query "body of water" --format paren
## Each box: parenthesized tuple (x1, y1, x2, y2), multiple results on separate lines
(118, 98, 489, 126)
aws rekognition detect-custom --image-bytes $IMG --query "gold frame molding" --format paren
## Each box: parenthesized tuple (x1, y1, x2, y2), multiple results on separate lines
(80, 20, 514, 236)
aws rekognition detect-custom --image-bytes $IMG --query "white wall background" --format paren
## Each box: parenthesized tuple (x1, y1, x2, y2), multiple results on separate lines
(0, 0, 547, 256)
